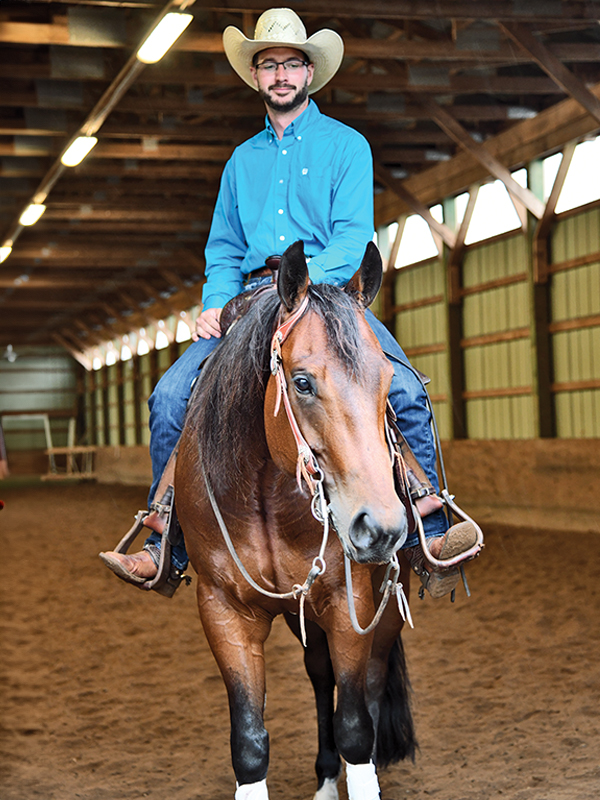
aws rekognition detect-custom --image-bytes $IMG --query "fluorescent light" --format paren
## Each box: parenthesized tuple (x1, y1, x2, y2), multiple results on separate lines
(19, 203, 46, 226)
(0, 245, 12, 263)
(136, 12, 194, 64)
(61, 135, 98, 167)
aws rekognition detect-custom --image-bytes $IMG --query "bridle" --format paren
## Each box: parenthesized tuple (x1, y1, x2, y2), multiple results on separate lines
(269, 294, 322, 495)
(202, 292, 413, 643)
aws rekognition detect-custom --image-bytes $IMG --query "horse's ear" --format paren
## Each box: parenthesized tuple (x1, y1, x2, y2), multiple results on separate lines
(277, 240, 309, 311)
(345, 242, 383, 308)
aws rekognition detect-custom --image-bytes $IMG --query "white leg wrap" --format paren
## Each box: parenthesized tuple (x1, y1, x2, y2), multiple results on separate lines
(313, 776, 339, 800)
(235, 779, 269, 800)
(345, 762, 380, 800)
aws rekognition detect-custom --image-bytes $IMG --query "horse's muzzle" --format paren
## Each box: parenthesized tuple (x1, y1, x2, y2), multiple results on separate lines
(346, 507, 408, 564)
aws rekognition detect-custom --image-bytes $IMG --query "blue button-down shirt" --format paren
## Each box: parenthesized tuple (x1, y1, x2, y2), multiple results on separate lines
(202, 100, 374, 309)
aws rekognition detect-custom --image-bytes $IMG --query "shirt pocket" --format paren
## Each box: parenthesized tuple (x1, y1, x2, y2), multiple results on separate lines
(290, 165, 333, 228)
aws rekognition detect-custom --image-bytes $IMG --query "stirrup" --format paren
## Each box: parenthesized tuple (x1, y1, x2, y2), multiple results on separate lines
(409, 491, 484, 601)
(416, 490, 484, 572)
(110, 487, 191, 598)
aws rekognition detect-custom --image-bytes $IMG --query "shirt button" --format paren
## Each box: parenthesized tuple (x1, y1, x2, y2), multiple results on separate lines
(279, 179, 284, 184)
(297, 136, 302, 140)
(278, 209, 284, 215)
(282, 149, 287, 155)
(279, 235, 285, 241)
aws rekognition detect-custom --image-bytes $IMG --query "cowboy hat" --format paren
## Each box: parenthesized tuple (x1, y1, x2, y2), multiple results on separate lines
(222, 8, 344, 95)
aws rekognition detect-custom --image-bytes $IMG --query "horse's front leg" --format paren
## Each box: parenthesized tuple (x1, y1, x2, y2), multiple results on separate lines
(197, 583, 272, 800)
(284, 613, 341, 800)
(326, 613, 381, 800)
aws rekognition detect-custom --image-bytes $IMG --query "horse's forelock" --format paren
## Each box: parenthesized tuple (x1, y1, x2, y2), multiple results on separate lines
(306, 284, 367, 377)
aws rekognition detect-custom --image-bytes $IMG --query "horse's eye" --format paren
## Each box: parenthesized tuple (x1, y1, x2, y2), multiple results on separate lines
(293, 376, 313, 395)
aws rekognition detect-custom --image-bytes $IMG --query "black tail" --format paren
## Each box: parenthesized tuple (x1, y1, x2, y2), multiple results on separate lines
(376, 636, 418, 768)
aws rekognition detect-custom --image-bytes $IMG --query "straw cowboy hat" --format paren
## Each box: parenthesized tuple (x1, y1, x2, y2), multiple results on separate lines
(223, 8, 344, 94)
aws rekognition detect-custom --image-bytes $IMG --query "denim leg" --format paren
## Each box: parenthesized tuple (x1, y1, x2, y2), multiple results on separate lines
(144, 336, 220, 569)
(365, 311, 447, 547)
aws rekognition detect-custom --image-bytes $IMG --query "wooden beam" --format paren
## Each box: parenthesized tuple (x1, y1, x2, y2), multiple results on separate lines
(1, 90, 545, 124)
(461, 327, 531, 348)
(0, 276, 100, 288)
(374, 164, 456, 248)
(447, 184, 479, 305)
(0, 63, 565, 97)
(51, 333, 93, 370)
(0, 138, 233, 162)
(392, 294, 444, 314)
(533, 141, 576, 283)
(375, 79, 600, 226)
(548, 313, 600, 333)
(416, 96, 545, 219)
(462, 386, 532, 400)
(460, 272, 529, 297)
(500, 22, 600, 126)
(192, 1, 600, 23)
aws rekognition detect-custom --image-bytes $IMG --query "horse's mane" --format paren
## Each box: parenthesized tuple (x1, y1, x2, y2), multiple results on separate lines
(186, 283, 367, 495)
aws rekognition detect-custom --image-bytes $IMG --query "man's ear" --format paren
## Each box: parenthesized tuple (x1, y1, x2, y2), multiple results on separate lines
(306, 62, 315, 88)
(344, 241, 383, 308)
(249, 66, 259, 90)
(277, 240, 309, 311)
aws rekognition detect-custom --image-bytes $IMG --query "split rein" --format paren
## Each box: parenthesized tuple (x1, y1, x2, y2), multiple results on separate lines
(201, 295, 412, 644)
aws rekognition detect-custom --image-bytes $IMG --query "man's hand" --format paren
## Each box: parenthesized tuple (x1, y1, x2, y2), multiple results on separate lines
(193, 307, 223, 341)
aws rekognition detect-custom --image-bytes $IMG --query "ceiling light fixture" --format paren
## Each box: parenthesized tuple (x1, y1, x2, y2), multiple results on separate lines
(0, 244, 12, 263)
(136, 12, 194, 64)
(3, 344, 17, 363)
(19, 203, 46, 226)
(61, 135, 99, 167)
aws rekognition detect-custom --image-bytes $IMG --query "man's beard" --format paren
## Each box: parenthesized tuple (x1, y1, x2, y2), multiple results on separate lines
(258, 78, 309, 113)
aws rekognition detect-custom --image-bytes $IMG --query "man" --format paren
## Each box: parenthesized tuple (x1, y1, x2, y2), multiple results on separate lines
(100, 8, 479, 598)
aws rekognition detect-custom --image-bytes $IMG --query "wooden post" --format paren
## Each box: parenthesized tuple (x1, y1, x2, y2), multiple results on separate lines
(443, 191, 478, 440)
(116, 360, 126, 446)
(132, 355, 143, 446)
(529, 144, 575, 436)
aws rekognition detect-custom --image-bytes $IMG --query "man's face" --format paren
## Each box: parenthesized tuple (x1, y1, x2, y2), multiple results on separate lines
(250, 47, 314, 113)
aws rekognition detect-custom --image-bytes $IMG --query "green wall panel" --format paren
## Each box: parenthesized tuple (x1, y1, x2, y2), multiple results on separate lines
(550, 209, 600, 436)
(552, 206, 600, 261)
(463, 235, 528, 289)
(0, 346, 78, 451)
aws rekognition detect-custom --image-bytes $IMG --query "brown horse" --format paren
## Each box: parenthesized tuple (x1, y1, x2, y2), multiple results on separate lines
(175, 240, 416, 800)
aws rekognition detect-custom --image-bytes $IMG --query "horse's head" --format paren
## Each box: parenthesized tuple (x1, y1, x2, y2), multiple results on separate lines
(264, 241, 408, 564)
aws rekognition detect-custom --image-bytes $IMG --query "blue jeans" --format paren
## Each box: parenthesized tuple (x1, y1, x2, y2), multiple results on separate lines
(145, 289, 447, 568)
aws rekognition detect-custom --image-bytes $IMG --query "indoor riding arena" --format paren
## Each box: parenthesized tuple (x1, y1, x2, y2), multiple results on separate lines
(1, 3, 599, 800)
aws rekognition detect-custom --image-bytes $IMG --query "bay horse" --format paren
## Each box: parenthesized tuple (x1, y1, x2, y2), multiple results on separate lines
(174, 240, 417, 800)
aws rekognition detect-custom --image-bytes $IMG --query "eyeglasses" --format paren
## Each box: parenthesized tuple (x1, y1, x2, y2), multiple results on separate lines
(255, 59, 309, 74)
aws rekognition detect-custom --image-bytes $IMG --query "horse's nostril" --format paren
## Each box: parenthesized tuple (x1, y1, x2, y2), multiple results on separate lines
(348, 511, 381, 551)
(347, 507, 408, 561)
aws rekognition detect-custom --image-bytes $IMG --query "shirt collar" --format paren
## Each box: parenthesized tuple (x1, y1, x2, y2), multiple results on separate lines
(264, 99, 320, 142)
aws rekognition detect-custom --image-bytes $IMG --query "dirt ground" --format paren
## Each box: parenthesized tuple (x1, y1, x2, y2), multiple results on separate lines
(1, 482, 599, 800)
